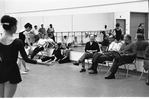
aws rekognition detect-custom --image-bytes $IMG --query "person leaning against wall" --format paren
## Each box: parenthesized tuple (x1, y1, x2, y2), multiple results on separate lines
(38, 24, 46, 38)
(0, 15, 51, 98)
(47, 24, 55, 42)
(136, 23, 145, 40)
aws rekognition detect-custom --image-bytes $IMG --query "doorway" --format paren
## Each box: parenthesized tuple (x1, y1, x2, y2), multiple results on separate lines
(130, 12, 148, 41)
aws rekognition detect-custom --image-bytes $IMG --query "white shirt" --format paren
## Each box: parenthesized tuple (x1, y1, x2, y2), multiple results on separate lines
(108, 41, 122, 52)
(32, 29, 39, 35)
(33, 38, 54, 47)
(46, 38, 54, 43)
(37, 39, 47, 46)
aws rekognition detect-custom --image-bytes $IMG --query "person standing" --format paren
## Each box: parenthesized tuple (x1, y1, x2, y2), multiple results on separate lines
(18, 23, 33, 74)
(136, 23, 145, 40)
(0, 15, 50, 97)
(47, 24, 55, 42)
(38, 24, 46, 38)
(113, 23, 123, 41)
(33, 25, 40, 42)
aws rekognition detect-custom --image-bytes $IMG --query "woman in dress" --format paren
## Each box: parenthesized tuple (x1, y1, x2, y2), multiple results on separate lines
(0, 15, 50, 97)
(113, 23, 123, 41)
(137, 23, 145, 40)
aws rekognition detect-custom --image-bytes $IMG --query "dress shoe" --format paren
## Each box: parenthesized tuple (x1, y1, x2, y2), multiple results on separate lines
(80, 68, 86, 72)
(88, 67, 93, 70)
(146, 82, 149, 86)
(105, 74, 115, 79)
(73, 62, 79, 66)
(89, 71, 98, 74)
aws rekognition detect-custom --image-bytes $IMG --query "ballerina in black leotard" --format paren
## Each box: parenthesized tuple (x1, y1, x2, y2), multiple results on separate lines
(0, 15, 50, 98)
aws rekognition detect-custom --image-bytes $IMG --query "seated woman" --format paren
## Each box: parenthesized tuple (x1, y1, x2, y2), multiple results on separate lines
(71, 36, 79, 47)
(40, 42, 72, 64)
(143, 46, 149, 85)
(36, 43, 62, 63)
(58, 43, 73, 64)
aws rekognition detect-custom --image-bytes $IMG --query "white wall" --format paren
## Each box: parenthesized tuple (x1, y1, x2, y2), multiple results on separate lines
(73, 13, 114, 31)
(4, 0, 148, 15)
(4, 0, 148, 17)
(0, 0, 4, 34)
(114, 11, 130, 34)
(44, 15, 72, 32)
(16, 13, 114, 32)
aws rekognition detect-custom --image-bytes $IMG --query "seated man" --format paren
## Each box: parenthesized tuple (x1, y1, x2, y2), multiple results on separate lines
(73, 35, 100, 72)
(105, 34, 137, 79)
(89, 35, 123, 74)
(143, 46, 149, 85)
(135, 34, 149, 58)
(30, 35, 54, 59)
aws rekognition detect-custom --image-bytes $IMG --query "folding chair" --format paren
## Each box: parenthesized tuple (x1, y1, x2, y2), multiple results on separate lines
(122, 59, 138, 78)
(98, 60, 113, 75)
(87, 58, 92, 68)
(139, 69, 147, 80)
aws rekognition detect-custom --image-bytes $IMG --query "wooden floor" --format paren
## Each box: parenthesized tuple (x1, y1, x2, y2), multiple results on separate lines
(14, 62, 149, 97)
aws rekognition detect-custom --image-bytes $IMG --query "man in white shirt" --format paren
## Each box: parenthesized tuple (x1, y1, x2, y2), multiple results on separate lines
(89, 35, 123, 74)
(32, 25, 40, 42)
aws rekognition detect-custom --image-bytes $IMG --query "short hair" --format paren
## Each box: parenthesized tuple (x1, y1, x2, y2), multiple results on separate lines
(57, 42, 62, 47)
(125, 34, 131, 40)
(116, 23, 120, 27)
(24, 23, 32, 29)
(64, 35, 67, 38)
(1, 15, 17, 31)
(50, 24, 53, 27)
(34, 25, 37, 28)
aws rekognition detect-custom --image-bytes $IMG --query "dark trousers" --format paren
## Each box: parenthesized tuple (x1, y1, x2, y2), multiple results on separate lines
(110, 55, 136, 74)
(31, 46, 44, 59)
(79, 52, 94, 68)
(91, 53, 114, 72)
(41, 56, 55, 62)
(58, 56, 70, 64)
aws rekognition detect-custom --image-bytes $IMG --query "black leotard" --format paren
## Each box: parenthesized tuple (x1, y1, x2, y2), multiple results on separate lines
(0, 38, 37, 84)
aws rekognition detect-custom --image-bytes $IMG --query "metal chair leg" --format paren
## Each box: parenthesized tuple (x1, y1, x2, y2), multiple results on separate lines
(87, 60, 90, 68)
(107, 67, 111, 75)
(139, 69, 145, 81)
(98, 64, 103, 72)
(126, 64, 129, 78)
(106, 62, 110, 75)
(134, 63, 138, 76)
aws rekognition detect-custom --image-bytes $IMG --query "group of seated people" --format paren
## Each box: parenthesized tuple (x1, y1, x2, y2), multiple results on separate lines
(73, 33, 149, 86)
(21, 23, 149, 86)
(28, 33, 73, 64)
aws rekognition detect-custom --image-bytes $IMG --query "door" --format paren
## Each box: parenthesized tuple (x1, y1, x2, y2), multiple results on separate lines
(130, 12, 147, 41)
